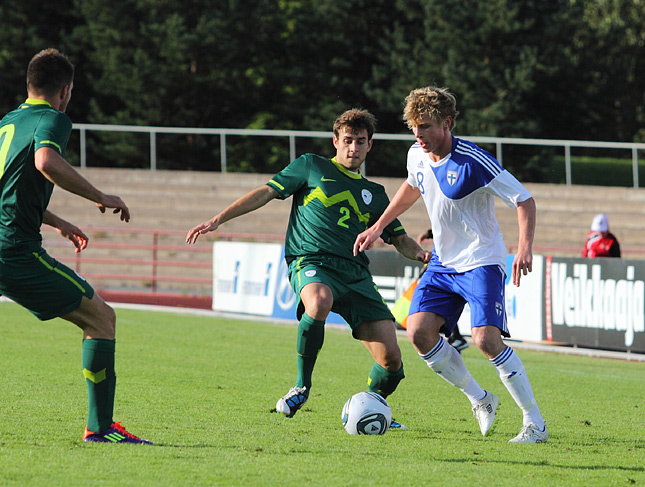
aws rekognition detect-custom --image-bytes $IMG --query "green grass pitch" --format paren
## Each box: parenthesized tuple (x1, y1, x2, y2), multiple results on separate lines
(0, 301, 643, 486)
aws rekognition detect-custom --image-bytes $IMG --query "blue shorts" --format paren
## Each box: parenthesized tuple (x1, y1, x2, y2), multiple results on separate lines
(409, 265, 509, 338)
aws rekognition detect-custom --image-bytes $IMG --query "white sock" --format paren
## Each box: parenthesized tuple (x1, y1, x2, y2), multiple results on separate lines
(491, 347, 545, 428)
(420, 337, 486, 405)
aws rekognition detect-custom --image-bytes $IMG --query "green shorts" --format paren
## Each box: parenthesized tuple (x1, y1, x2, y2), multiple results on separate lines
(288, 254, 394, 335)
(0, 245, 94, 321)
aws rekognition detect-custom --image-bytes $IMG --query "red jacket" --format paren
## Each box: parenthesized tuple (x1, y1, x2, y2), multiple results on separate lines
(582, 231, 621, 258)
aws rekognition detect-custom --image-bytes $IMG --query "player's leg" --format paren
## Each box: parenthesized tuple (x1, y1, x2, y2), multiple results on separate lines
(3, 250, 150, 443)
(471, 325, 547, 443)
(407, 272, 486, 401)
(409, 311, 497, 436)
(3, 253, 117, 434)
(296, 282, 332, 389)
(276, 281, 332, 417)
(467, 265, 546, 442)
(61, 292, 152, 444)
(61, 293, 117, 434)
(355, 319, 404, 399)
(355, 319, 407, 429)
(407, 311, 486, 402)
(62, 292, 115, 339)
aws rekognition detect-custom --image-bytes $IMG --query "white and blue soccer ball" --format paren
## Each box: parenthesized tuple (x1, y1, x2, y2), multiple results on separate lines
(341, 391, 392, 435)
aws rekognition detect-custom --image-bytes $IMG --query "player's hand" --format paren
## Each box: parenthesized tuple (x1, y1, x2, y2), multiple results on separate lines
(55, 221, 89, 253)
(417, 250, 431, 264)
(96, 195, 130, 222)
(186, 218, 219, 245)
(353, 228, 380, 256)
(512, 249, 533, 287)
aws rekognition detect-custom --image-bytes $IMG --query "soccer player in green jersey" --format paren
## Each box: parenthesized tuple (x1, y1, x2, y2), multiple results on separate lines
(0, 49, 151, 444)
(186, 109, 430, 423)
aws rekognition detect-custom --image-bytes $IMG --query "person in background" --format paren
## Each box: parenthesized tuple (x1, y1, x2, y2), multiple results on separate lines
(582, 213, 621, 258)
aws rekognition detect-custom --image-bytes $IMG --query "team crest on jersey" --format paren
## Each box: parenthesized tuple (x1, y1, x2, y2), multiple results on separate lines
(361, 189, 373, 205)
(447, 170, 458, 186)
(495, 302, 503, 316)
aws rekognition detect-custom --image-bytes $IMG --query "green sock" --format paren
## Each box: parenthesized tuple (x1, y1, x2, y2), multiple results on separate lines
(82, 338, 116, 432)
(367, 362, 405, 398)
(295, 313, 325, 389)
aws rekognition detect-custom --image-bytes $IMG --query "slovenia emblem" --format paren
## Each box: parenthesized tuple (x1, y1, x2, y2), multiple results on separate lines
(447, 170, 458, 186)
(361, 189, 373, 205)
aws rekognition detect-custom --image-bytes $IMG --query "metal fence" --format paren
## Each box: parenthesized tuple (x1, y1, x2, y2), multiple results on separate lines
(73, 123, 645, 187)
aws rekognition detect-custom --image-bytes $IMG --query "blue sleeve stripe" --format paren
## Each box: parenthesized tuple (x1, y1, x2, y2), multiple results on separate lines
(454, 140, 501, 178)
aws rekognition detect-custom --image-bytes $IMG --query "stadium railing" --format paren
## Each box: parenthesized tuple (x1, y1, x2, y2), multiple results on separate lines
(43, 226, 645, 310)
(73, 123, 645, 188)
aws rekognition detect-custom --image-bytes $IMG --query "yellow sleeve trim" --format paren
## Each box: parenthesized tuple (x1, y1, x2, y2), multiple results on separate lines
(268, 179, 285, 191)
(39, 139, 63, 153)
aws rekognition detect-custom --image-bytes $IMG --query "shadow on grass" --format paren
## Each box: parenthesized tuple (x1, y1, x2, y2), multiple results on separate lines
(439, 456, 644, 473)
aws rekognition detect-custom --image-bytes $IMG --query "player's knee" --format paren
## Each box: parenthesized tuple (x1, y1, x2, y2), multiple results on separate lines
(306, 295, 333, 317)
(95, 303, 116, 337)
(382, 348, 402, 370)
(471, 326, 505, 358)
(405, 323, 426, 349)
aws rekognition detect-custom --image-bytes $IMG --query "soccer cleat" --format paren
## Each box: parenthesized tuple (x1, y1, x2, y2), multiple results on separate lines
(508, 423, 548, 443)
(390, 419, 408, 430)
(275, 386, 309, 418)
(448, 335, 469, 352)
(83, 421, 153, 444)
(472, 391, 499, 436)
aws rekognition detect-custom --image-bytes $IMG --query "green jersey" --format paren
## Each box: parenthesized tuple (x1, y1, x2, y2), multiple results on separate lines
(267, 153, 406, 267)
(0, 99, 72, 252)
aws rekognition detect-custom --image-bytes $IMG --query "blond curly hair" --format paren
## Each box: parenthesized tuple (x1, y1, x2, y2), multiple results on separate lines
(403, 87, 459, 130)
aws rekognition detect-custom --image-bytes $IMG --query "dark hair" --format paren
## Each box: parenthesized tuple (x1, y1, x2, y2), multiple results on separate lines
(26, 48, 75, 97)
(333, 108, 377, 140)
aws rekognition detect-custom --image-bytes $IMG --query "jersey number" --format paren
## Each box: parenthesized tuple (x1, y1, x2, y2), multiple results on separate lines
(0, 124, 16, 178)
(416, 171, 425, 195)
(337, 206, 351, 228)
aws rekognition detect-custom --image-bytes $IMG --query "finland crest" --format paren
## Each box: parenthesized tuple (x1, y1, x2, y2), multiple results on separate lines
(495, 302, 503, 316)
(361, 189, 373, 205)
(447, 170, 458, 186)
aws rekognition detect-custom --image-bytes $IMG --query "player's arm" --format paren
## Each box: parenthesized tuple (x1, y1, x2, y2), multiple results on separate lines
(390, 234, 431, 263)
(35, 147, 130, 222)
(512, 197, 536, 287)
(43, 209, 89, 253)
(353, 181, 421, 255)
(186, 185, 278, 244)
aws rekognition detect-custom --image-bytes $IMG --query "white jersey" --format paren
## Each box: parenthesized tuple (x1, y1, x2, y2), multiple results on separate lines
(406, 136, 532, 273)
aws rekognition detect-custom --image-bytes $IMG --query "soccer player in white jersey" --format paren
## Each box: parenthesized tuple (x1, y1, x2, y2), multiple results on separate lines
(353, 86, 547, 443)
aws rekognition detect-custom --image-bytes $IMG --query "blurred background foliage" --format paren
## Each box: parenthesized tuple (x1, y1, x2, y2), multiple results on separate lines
(0, 0, 643, 180)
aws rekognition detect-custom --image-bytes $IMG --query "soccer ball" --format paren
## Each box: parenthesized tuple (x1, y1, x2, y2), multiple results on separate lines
(341, 392, 392, 435)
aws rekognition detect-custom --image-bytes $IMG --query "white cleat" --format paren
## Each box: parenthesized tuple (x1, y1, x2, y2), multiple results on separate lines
(389, 419, 408, 430)
(275, 386, 309, 418)
(472, 391, 499, 436)
(509, 423, 548, 443)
